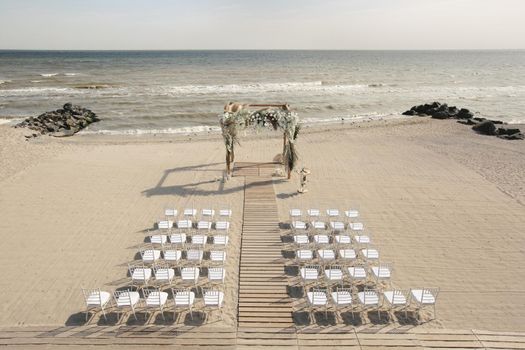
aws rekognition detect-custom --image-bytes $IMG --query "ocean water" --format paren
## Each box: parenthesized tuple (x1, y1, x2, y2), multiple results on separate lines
(1, 50, 524, 133)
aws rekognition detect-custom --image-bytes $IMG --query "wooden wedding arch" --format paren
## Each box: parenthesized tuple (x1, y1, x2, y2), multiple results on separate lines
(219, 103, 300, 179)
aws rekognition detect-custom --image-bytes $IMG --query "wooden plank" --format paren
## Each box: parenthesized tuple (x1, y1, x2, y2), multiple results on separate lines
(238, 172, 293, 326)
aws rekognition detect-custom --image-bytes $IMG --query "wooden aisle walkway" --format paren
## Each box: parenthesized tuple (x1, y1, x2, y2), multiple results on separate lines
(236, 172, 294, 328)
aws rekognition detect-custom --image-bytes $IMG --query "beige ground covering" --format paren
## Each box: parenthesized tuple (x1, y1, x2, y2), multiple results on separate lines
(0, 117, 523, 331)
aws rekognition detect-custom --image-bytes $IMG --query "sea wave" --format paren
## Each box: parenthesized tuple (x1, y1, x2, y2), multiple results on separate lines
(40, 73, 58, 77)
(80, 113, 411, 136)
(0, 117, 24, 125)
(0, 87, 85, 97)
(141, 81, 368, 96)
(0, 80, 11, 85)
(80, 125, 222, 136)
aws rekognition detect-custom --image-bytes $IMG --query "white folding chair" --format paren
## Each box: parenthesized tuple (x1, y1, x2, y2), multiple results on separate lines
(203, 288, 224, 321)
(172, 288, 195, 320)
(360, 247, 379, 261)
(201, 208, 215, 219)
(317, 249, 336, 264)
(113, 289, 141, 322)
(330, 221, 345, 232)
(295, 249, 314, 264)
(219, 208, 232, 218)
(293, 234, 310, 247)
(306, 288, 329, 323)
(158, 220, 173, 231)
(383, 289, 409, 318)
(153, 262, 175, 285)
(128, 263, 152, 286)
(143, 287, 169, 321)
(81, 288, 111, 321)
(180, 266, 200, 286)
(353, 232, 371, 246)
(307, 208, 320, 219)
(191, 234, 207, 246)
(347, 264, 367, 286)
(186, 247, 204, 263)
(410, 288, 439, 321)
(338, 248, 357, 264)
(163, 243, 182, 264)
(349, 222, 364, 231)
(324, 265, 344, 286)
(310, 221, 327, 231)
(169, 232, 187, 247)
(197, 220, 212, 231)
(289, 208, 302, 221)
(357, 288, 381, 320)
(326, 208, 340, 217)
(212, 234, 229, 246)
(215, 221, 230, 232)
(292, 220, 307, 233)
(183, 208, 197, 218)
(164, 208, 178, 220)
(313, 233, 330, 246)
(208, 266, 226, 285)
(177, 219, 193, 232)
(371, 262, 392, 286)
(300, 265, 320, 286)
(334, 233, 352, 246)
(209, 249, 227, 264)
(140, 245, 161, 264)
(344, 209, 359, 223)
(149, 232, 168, 246)
(331, 287, 354, 320)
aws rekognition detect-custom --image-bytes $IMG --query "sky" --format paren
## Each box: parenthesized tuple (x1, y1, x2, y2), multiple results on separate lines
(0, 0, 524, 50)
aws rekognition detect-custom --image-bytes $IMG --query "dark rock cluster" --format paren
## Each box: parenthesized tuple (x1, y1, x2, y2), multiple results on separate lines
(15, 103, 100, 138)
(402, 102, 523, 140)
(402, 101, 473, 119)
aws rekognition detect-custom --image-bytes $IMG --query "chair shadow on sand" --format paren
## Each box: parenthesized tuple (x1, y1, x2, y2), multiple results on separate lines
(141, 162, 286, 198)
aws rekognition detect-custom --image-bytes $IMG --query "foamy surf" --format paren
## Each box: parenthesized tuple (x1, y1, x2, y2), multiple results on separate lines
(40, 73, 58, 77)
(143, 81, 368, 96)
(80, 125, 222, 136)
(80, 113, 411, 136)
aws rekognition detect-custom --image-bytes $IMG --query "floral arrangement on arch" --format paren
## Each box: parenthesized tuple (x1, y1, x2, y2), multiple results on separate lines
(219, 104, 300, 178)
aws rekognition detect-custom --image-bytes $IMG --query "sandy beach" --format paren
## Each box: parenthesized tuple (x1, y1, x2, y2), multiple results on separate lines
(0, 116, 524, 332)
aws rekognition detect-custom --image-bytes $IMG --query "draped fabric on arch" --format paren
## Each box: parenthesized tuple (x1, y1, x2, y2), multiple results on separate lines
(219, 103, 300, 179)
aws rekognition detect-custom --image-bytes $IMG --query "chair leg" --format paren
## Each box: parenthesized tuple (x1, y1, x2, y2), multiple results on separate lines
(101, 307, 107, 321)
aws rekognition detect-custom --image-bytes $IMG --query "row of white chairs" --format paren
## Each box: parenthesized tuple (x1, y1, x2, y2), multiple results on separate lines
(295, 247, 380, 265)
(290, 208, 359, 220)
(82, 287, 224, 323)
(138, 246, 228, 265)
(305, 287, 439, 323)
(292, 232, 371, 247)
(164, 208, 232, 220)
(158, 219, 231, 232)
(128, 263, 226, 286)
(299, 264, 392, 287)
(292, 220, 364, 232)
(148, 233, 229, 247)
